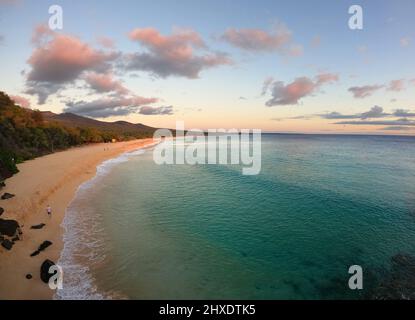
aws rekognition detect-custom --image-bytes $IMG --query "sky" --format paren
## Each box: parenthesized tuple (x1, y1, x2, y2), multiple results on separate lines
(0, 0, 415, 134)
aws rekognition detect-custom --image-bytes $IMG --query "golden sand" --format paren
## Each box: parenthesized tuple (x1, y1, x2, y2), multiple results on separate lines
(0, 139, 154, 299)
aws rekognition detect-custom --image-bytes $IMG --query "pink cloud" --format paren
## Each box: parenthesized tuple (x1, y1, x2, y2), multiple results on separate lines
(28, 33, 116, 84)
(222, 27, 289, 51)
(126, 27, 231, 78)
(84, 72, 129, 95)
(348, 79, 408, 99)
(26, 25, 119, 103)
(31, 24, 54, 44)
(129, 27, 205, 53)
(265, 73, 338, 106)
(10, 95, 31, 108)
(387, 79, 405, 91)
(348, 85, 383, 99)
(316, 73, 339, 85)
(221, 24, 302, 56)
(97, 36, 115, 49)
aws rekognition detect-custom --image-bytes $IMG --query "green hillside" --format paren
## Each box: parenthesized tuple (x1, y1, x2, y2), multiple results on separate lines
(0, 91, 157, 182)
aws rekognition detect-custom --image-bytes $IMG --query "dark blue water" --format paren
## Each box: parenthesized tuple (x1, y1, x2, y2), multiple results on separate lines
(58, 134, 415, 299)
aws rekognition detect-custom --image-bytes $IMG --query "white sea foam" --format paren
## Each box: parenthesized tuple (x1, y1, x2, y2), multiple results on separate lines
(54, 146, 152, 300)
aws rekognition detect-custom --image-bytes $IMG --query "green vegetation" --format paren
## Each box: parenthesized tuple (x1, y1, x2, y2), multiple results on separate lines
(0, 91, 156, 181)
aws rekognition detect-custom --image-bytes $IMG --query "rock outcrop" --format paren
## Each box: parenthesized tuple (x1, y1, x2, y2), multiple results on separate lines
(30, 223, 46, 230)
(1, 193, 15, 200)
(0, 218, 22, 251)
(30, 240, 53, 257)
(40, 259, 56, 283)
(1, 239, 13, 250)
(370, 253, 415, 299)
(0, 218, 20, 237)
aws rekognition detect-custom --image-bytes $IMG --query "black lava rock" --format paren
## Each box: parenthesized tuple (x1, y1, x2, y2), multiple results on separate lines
(40, 259, 55, 283)
(26, 274, 32, 280)
(1, 193, 15, 200)
(30, 240, 53, 257)
(39, 240, 52, 251)
(1, 239, 13, 250)
(30, 223, 46, 230)
(0, 218, 20, 237)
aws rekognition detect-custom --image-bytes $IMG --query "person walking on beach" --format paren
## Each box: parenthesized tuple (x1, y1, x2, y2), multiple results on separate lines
(46, 205, 52, 218)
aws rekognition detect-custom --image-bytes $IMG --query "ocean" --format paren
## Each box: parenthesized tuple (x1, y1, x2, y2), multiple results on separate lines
(55, 134, 415, 299)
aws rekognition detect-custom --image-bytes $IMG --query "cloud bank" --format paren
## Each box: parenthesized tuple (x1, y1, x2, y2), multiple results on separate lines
(63, 96, 159, 118)
(348, 85, 383, 99)
(321, 106, 389, 120)
(26, 25, 119, 104)
(264, 73, 338, 106)
(84, 72, 129, 95)
(139, 105, 173, 115)
(125, 27, 232, 78)
(221, 23, 302, 56)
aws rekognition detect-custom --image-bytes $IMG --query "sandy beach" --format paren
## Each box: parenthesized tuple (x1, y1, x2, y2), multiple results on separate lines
(0, 138, 154, 300)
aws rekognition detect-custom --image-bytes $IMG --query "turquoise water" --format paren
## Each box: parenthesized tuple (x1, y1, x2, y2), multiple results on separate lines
(57, 134, 415, 299)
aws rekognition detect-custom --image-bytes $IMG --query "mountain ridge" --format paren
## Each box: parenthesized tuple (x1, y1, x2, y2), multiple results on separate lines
(41, 111, 157, 136)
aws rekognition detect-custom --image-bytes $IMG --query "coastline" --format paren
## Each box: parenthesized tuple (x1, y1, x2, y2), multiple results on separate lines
(0, 138, 155, 300)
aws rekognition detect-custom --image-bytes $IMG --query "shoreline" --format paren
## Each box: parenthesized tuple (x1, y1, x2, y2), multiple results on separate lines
(0, 138, 155, 300)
